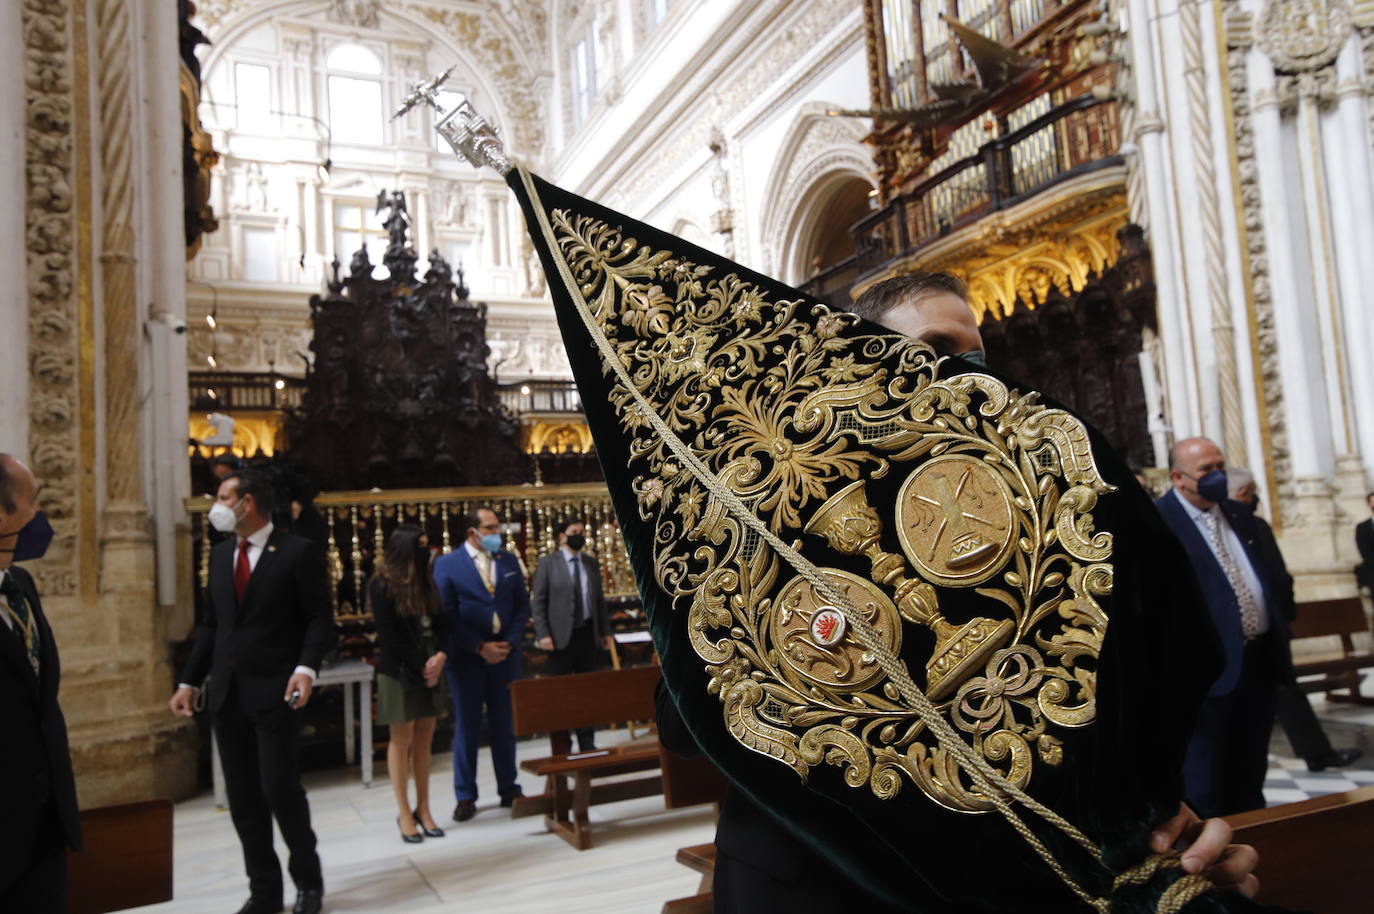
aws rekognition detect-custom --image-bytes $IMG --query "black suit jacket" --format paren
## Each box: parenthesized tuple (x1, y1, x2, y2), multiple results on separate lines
(0, 566, 81, 859)
(1357, 518, 1374, 565)
(1155, 491, 1293, 696)
(180, 527, 337, 712)
(369, 576, 451, 688)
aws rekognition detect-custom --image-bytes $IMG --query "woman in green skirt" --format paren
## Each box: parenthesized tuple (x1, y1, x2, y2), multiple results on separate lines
(370, 525, 450, 842)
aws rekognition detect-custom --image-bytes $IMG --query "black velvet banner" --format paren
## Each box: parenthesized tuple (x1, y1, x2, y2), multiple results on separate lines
(506, 164, 1295, 914)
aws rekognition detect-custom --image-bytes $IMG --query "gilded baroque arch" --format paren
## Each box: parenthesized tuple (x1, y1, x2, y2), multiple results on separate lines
(758, 102, 874, 283)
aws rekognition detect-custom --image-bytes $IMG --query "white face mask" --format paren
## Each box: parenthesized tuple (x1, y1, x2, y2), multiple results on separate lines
(207, 501, 239, 533)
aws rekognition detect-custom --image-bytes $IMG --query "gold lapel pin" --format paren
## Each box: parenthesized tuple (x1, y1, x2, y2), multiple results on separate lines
(267, 546, 277, 553)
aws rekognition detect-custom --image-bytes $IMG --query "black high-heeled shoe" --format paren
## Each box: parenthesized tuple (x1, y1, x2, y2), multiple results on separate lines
(397, 815, 423, 844)
(413, 808, 445, 838)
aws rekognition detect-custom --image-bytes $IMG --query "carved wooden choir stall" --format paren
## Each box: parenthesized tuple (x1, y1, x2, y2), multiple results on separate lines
(288, 190, 528, 492)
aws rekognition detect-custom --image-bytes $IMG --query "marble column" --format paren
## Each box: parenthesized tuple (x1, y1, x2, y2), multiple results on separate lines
(0, 0, 27, 452)
(50, 0, 198, 809)
(1128, 0, 1200, 443)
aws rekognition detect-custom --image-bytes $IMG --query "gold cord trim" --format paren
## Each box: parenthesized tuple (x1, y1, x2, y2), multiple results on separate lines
(517, 165, 1205, 913)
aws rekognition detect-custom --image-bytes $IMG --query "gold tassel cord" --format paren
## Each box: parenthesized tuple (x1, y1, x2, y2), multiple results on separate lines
(518, 166, 1209, 914)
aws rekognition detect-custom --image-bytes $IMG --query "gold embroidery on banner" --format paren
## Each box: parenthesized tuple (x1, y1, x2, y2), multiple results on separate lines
(550, 208, 1115, 814)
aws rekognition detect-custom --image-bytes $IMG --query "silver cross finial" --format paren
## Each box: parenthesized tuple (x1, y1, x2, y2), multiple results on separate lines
(398, 68, 512, 176)
(393, 65, 457, 120)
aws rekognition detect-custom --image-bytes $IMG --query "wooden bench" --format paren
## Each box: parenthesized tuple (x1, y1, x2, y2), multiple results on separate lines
(510, 664, 664, 849)
(659, 740, 727, 912)
(1290, 597, 1374, 704)
(68, 799, 174, 914)
(1228, 786, 1374, 914)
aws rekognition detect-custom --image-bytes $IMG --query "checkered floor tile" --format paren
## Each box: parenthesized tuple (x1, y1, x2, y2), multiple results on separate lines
(1263, 753, 1374, 806)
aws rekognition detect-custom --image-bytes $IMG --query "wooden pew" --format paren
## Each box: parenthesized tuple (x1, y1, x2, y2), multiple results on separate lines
(510, 665, 664, 849)
(1228, 786, 1374, 914)
(1290, 597, 1374, 704)
(68, 799, 174, 914)
(659, 739, 727, 913)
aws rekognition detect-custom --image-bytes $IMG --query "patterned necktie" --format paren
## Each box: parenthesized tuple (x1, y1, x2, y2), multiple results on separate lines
(570, 555, 585, 624)
(1, 574, 41, 676)
(477, 551, 501, 633)
(1202, 511, 1263, 638)
(234, 540, 252, 603)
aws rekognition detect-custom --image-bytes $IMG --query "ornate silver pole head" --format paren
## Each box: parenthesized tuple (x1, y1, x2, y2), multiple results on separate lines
(393, 67, 512, 176)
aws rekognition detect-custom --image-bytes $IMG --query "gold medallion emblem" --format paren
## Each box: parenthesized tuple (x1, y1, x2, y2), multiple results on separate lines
(896, 455, 1015, 587)
(771, 569, 900, 692)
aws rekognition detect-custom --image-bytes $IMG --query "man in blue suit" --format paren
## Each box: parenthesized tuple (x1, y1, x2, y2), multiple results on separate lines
(1155, 437, 1293, 817)
(434, 506, 530, 821)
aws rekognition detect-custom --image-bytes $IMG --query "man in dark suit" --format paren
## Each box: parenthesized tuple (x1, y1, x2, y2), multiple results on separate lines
(531, 518, 614, 751)
(0, 454, 81, 913)
(170, 470, 335, 914)
(1355, 492, 1374, 590)
(1156, 438, 1293, 817)
(433, 506, 530, 821)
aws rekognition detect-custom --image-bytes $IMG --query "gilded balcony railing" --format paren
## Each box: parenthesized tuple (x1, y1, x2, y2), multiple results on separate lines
(185, 482, 639, 629)
(801, 94, 1121, 302)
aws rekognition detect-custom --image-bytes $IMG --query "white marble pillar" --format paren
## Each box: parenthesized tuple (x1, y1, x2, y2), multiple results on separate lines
(303, 173, 322, 283)
(1127, 0, 1199, 442)
(0, 0, 28, 453)
(1249, 62, 1330, 485)
(1329, 38, 1374, 485)
(137, 0, 192, 610)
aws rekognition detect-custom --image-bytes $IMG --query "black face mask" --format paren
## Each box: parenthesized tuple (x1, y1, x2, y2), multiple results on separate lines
(565, 533, 586, 551)
(0, 511, 54, 562)
(954, 350, 987, 368)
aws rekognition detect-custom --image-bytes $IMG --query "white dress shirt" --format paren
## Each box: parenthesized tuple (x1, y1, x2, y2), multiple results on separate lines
(1171, 489, 1270, 635)
(180, 521, 316, 691)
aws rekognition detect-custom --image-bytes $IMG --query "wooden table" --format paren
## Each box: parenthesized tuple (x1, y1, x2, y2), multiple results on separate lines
(212, 660, 375, 808)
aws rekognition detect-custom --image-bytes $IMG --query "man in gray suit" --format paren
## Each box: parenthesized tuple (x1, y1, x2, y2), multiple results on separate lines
(531, 519, 614, 750)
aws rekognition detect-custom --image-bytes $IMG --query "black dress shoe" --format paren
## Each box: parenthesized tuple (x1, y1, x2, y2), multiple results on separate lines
(414, 808, 445, 838)
(453, 799, 476, 821)
(1307, 747, 1364, 772)
(499, 788, 524, 808)
(233, 898, 283, 914)
(293, 888, 323, 914)
(397, 815, 423, 844)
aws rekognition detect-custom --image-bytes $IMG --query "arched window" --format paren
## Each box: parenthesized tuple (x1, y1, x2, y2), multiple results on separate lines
(326, 44, 384, 146)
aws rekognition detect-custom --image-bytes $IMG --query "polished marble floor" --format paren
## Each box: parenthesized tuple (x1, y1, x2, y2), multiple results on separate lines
(120, 696, 1373, 914)
(122, 727, 714, 914)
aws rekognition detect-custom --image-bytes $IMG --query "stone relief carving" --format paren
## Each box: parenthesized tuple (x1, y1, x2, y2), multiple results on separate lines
(1258, 0, 1352, 73)
(521, 236, 546, 296)
(328, 0, 381, 30)
(24, 0, 80, 595)
(436, 179, 477, 226)
(486, 330, 572, 379)
(236, 162, 273, 212)
(189, 322, 313, 374)
(1224, 4, 1291, 512)
(1258, 0, 1352, 104)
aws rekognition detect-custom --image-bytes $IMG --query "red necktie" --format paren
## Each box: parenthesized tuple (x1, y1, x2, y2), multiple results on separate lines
(234, 540, 252, 603)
